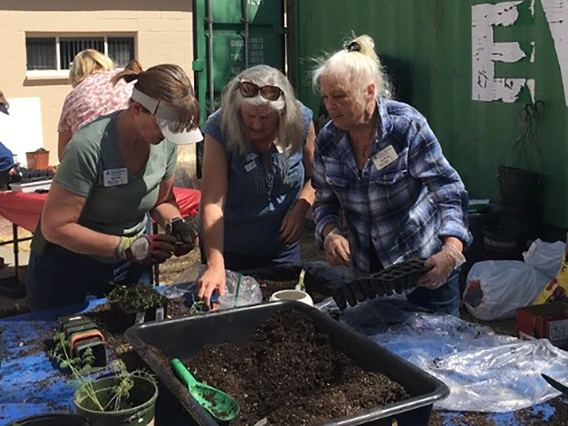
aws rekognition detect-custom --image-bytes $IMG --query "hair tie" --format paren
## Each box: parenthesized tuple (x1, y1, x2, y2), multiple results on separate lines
(344, 41, 361, 53)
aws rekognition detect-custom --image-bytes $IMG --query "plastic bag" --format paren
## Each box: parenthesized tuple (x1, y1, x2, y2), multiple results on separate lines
(334, 297, 568, 412)
(463, 261, 549, 320)
(164, 264, 262, 310)
(523, 238, 566, 279)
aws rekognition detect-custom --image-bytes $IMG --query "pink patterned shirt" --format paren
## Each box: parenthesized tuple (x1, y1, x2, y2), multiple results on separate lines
(58, 71, 134, 134)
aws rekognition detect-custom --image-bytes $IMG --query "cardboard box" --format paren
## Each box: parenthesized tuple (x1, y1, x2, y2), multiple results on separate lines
(516, 302, 568, 349)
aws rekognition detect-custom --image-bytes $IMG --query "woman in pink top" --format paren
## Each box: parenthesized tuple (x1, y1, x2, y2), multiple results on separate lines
(57, 50, 138, 160)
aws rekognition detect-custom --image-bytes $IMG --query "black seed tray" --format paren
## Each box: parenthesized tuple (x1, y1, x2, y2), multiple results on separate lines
(333, 259, 428, 309)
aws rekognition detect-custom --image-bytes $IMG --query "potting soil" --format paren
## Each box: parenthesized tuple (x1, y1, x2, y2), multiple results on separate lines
(187, 307, 409, 425)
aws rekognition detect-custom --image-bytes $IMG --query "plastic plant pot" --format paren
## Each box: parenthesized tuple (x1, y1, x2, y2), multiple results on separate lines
(269, 289, 314, 306)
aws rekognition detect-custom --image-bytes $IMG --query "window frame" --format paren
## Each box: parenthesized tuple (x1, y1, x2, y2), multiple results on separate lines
(25, 34, 136, 79)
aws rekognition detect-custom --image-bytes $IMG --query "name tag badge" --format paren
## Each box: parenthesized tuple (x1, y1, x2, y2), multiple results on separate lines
(103, 168, 128, 187)
(372, 145, 398, 170)
(244, 161, 257, 172)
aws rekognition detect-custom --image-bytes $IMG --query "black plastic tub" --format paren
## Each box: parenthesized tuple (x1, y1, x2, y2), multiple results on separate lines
(5, 413, 89, 425)
(125, 301, 449, 426)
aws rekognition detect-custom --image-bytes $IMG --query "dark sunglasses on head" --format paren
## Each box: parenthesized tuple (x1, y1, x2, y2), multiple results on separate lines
(239, 81, 282, 101)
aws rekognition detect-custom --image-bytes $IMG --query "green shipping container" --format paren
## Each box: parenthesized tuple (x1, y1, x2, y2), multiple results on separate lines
(290, 0, 568, 230)
(193, 0, 285, 118)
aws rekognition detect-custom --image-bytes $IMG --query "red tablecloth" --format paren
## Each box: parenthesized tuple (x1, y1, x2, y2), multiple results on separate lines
(0, 187, 201, 233)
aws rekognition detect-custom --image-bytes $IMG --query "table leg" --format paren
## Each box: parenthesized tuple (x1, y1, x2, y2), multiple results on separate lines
(12, 223, 19, 285)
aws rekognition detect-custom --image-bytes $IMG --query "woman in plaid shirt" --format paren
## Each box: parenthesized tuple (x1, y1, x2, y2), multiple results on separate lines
(311, 35, 472, 316)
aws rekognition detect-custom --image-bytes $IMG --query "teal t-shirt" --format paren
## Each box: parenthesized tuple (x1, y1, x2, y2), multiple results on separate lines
(54, 112, 177, 241)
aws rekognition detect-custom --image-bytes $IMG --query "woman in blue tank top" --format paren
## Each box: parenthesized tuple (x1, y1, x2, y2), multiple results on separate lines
(198, 65, 316, 304)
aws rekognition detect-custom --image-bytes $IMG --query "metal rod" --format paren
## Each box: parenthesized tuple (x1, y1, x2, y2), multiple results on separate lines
(206, 0, 215, 113)
(242, 0, 250, 69)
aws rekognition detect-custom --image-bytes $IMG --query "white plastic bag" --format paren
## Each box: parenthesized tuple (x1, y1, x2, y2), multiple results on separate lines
(463, 261, 549, 321)
(333, 297, 568, 412)
(165, 264, 263, 309)
(523, 238, 565, 279)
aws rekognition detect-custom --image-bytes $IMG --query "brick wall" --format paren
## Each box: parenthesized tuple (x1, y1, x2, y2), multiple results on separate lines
(0, 0, 197, 175)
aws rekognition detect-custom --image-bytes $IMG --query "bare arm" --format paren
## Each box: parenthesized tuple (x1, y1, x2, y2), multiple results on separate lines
(58, 130, 73, 161)
(297, 121, 316, 214)
(150, 176, 183, 228)
(200, 134, 228, 269)
(41, 183, 120, 257)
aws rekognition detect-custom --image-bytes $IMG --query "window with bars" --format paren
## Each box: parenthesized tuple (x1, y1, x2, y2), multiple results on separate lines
(26, 36, 135, 72)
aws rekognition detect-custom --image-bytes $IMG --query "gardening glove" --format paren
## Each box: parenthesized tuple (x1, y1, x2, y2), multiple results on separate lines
(323, 228, 351, 267)
(115, 234, 177, 264)
(166, 217, 198, 256)
(419, 243, 465, 289)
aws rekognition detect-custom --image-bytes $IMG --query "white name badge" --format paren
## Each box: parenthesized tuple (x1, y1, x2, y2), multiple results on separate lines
(103, 168, 128, 187)
(372, 145, 398, 170)
(244, 161, 257, 172)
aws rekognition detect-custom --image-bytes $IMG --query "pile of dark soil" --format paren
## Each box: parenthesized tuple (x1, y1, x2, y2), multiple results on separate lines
(187, 307, 409, 425)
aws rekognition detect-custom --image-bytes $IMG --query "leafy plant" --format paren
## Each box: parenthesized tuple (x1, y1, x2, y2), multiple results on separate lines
(49, 329, 155, 412)
(106, 283, 165, 312)
(49, 331, 96, 375)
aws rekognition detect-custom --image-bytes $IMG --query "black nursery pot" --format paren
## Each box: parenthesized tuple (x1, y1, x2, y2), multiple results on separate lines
(6, 413, 89, 426)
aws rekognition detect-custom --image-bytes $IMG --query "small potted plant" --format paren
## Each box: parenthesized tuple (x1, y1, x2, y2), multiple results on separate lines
(73, 361, 158, 426)
(106, 283, 168, 333)
(51, 329, 158, 426)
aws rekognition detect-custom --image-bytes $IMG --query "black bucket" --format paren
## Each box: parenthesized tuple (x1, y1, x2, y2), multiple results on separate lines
(497, 166, 541, 207)
(6, 413, 89, 425)
(483, 225, 521, 260)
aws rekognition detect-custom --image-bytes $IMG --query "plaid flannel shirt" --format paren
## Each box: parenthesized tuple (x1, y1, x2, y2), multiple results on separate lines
(313, 99, 472, 273)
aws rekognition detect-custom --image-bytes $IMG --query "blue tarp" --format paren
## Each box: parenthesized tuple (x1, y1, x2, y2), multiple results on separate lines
(0, 297, 567, 425)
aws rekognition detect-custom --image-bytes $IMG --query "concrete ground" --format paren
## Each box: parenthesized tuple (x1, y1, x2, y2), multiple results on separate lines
(0, 216, 30, 310)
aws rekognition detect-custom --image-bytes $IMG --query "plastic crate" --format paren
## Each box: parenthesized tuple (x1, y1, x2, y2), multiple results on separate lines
(126, 302, 448, 426)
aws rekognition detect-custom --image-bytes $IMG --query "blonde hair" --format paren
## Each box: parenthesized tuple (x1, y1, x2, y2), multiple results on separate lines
(112, 63, 200, 133)
(220, 65, 304, 155)
(312, 34, 392, 99)
(69, 49, 115, 88)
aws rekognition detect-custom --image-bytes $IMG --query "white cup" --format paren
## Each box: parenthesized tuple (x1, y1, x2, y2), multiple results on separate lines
(269, 289, 314, 307)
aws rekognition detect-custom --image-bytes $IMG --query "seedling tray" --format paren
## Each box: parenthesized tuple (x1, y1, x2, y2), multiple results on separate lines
(334, 259, 428, 309)
(125, 302, 448, 426)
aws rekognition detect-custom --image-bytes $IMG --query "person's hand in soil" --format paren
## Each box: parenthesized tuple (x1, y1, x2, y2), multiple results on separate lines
(198, 265, 227, 307)
(166, 217, 198, 256)
(419, 242, 465, 289)
(279, 202, 306, 246)
(116, 234, 177, 264)
(323, 228, 351, 267)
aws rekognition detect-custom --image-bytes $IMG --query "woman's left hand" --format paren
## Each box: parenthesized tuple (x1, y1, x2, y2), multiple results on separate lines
(419, 244, 465, 289)
(279, 203, 305, 246)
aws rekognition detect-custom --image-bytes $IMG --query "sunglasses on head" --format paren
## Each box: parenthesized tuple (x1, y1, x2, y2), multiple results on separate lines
(239, 81, 282, 101)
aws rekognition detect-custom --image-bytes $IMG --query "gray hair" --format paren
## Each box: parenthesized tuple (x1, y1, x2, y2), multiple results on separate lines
(312, 34, 392, 99)
(220, 65, 304, 155)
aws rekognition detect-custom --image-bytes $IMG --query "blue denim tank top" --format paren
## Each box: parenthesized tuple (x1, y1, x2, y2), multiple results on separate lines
(202, 102, 313, 258)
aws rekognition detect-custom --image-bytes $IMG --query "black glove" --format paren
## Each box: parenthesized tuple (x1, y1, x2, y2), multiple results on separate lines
(166, 217, 197, 257)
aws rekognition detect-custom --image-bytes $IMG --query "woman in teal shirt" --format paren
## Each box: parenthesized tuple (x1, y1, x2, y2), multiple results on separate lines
(198, 65, 316, 305)
(26, 64, 203, 312)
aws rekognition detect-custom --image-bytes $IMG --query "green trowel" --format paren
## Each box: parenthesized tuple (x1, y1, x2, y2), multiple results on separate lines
(171, 358, 240, 421)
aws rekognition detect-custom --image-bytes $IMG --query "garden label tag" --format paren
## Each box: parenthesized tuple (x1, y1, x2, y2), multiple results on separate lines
(103, 168, 128, 187)
(372, 146, 398, 170)
(155, 307, 165, 321)
(135, 312, 146, 324)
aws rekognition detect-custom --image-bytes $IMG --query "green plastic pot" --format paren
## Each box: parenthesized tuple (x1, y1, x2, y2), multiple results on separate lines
(74, 375, 158, 426)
